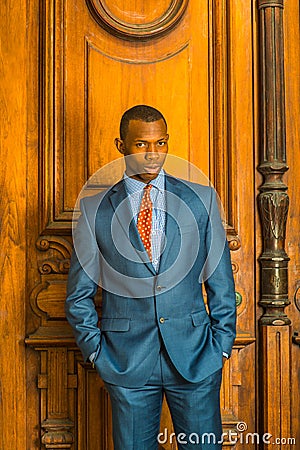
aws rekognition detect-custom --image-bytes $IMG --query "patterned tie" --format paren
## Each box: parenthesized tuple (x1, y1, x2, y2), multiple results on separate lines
(137, 184, 153, 260)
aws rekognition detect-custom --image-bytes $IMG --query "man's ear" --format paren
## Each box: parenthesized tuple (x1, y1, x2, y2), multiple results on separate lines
(115, 138, 125, 155)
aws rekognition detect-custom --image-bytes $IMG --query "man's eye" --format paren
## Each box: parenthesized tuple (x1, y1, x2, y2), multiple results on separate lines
(136, 142, 146, 148)
(157, 141, 166, 146)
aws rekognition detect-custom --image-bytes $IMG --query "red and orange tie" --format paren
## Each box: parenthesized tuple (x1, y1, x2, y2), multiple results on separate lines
(137, 184, 153, 260)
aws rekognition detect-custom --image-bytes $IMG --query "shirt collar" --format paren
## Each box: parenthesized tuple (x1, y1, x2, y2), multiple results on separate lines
(123, 169, 165, 195)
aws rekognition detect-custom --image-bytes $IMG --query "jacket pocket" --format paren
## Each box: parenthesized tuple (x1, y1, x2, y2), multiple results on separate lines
(100, 318, 130, 332)
(191, 310, 211, 327)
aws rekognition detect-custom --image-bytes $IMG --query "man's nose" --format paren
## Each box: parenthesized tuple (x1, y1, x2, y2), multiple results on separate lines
(145, 152, 159, 161)
(145, 144, 159, 159)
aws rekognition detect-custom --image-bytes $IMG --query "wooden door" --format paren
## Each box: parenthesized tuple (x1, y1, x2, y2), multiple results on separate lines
(14, 0, 298, 449)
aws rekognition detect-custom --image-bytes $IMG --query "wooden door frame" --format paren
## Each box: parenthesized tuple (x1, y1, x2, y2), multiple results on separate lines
(0, 1, 27, 449)
(1, 0, 296, 449)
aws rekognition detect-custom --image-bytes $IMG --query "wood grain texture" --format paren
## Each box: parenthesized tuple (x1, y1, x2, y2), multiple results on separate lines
(0, 1, 27, 448)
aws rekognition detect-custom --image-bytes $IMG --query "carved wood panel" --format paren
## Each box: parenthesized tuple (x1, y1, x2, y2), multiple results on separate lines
(39, 0, 242, 243)
(85, 0, 189, 39)
(26, 0, 259, 448)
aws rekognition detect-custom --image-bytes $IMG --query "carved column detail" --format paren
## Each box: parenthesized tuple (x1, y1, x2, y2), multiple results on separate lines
(26, 236, 77, 449)
(257, 0, 290, 325)
(257, 0, 292, 445)
(39, 348, 75, 449)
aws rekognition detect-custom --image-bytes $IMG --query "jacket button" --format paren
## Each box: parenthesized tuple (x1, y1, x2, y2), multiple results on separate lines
(159, 317, 165, 324)
(157, 285, 162, 291)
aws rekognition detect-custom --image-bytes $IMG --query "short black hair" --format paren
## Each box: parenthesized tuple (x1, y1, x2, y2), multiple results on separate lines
(120, 105, 167, 140)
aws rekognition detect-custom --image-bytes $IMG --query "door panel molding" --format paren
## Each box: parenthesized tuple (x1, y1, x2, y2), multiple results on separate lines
(38, 0, 242, 246)
(85, 0, 189, 40)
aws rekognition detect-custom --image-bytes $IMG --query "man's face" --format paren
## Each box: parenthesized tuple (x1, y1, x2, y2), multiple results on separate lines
(115, 119, 169, 183)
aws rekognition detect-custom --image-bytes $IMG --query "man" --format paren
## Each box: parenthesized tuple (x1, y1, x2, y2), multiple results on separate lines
(65, 105, 236, 449)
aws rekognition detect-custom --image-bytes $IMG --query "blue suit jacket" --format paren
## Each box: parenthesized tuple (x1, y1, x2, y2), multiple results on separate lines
(65, 174, 236, 388)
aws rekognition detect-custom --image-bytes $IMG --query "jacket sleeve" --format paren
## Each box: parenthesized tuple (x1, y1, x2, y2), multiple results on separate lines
(65, 198, 101, 362)
(203, 188, 237, 357)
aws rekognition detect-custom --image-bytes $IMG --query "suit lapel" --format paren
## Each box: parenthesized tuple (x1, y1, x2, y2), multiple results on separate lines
(108, 180, 156, 275)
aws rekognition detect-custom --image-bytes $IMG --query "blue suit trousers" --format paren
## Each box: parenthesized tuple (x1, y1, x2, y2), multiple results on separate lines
(104, 345, 223, 450)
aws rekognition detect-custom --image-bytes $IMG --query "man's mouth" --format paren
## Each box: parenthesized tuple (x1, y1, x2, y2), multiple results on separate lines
(143, 165, 160, 174)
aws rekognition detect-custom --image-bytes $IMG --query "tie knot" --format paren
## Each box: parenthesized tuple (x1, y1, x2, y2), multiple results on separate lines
(143, 184, 152, 200)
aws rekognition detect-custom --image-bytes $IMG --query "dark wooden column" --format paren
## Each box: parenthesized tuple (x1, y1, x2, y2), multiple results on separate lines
(257, 0, 292, 446)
